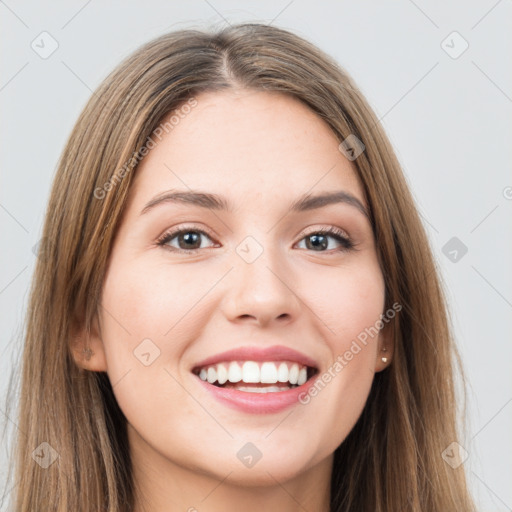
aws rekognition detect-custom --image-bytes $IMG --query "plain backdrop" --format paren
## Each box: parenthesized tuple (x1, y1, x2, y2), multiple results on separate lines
(1, 1, 511, 510)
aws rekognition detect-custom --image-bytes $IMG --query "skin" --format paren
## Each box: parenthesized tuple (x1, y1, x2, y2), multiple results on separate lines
(74, 88, 393, 512)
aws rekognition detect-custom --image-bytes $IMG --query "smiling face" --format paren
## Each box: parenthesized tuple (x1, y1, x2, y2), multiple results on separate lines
(75, 88, 392, 491)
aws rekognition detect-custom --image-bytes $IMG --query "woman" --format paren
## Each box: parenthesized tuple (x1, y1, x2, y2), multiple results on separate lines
(4, 22, 476, 511)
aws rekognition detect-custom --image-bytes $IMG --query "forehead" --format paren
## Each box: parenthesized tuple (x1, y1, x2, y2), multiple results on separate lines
(129, 89, 365, 213)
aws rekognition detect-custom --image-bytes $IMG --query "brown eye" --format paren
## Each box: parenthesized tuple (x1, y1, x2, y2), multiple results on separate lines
(296, 228, 354, 252)
(157, 229, 216, 253)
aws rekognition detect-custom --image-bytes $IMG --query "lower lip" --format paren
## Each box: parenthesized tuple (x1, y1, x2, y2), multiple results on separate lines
(195, 376, 318, 414)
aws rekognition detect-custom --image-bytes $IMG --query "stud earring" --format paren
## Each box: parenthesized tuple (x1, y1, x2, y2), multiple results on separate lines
(381, 346, 388, 364)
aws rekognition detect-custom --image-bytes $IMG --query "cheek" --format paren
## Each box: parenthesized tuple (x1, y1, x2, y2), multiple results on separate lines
(309, 261, 385, 351)
(100, 256, 213, 351)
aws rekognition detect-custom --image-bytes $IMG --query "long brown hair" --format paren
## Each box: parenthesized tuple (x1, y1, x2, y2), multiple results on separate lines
(2, 23, 476, 511)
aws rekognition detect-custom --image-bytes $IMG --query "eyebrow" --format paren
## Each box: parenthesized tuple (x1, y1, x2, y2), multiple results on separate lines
(140, 189, 370, 219)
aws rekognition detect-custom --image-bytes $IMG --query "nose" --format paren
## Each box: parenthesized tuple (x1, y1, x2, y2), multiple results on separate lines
(221, 242, 302, 328)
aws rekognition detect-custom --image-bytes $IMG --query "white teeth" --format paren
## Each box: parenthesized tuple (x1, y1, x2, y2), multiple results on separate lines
(260, 362, 278, 383)
(297, 367, 307, 386)
(196, 360, 313, 387)
(242, 361, 260, 383)
(277, 362, 289, 383)
(217, 363, 228, 385)
(289, 363, 299, 385)
(207, 367, 217, 384)
(227, 361, 242, 383)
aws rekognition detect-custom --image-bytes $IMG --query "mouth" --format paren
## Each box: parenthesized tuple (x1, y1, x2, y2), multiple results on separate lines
(192, 360, 319, 393)
(191, 345, 320, 395)
(190, 346, 320, 413)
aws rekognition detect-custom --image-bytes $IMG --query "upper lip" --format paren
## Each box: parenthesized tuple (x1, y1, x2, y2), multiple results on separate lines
(191, 345, 319, 371)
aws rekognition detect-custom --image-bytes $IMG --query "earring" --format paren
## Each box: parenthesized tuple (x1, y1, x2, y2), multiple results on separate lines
(381, 346, 388, 364)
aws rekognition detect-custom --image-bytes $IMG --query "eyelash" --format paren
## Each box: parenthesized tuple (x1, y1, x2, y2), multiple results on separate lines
(155, 225, 357, 255)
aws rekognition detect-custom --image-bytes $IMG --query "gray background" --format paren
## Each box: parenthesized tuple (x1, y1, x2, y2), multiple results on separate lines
(1, 1, 511, 510)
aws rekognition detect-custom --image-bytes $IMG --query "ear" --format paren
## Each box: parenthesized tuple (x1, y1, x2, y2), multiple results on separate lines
(70, 314, 108, 372)
(374, 316, 394, 373)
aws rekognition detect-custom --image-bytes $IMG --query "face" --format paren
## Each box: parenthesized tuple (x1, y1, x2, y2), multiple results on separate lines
(77, 89, 391, 487)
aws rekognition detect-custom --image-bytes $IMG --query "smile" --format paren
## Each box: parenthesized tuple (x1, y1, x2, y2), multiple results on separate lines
(190, 345, 319, 412)
(193, 360, 316, 392)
